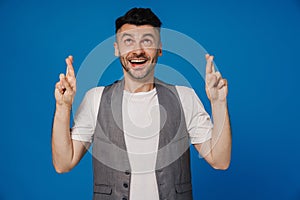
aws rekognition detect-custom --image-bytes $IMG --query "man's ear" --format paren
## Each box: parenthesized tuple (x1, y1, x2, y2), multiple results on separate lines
(158, 42, 162, 56)
(114, 42, 119, 57)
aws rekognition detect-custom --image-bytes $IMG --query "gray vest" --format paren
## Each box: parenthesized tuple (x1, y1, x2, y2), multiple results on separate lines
(92, 79, 193, 200)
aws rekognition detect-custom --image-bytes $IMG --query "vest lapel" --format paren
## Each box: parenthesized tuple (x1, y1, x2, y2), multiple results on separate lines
(105, 79, 127, 151)
(155, 79, 181, 149)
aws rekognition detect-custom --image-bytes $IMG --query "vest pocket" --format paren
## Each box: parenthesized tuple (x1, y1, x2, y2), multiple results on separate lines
(94, 184, 112, 195)
(175, 183, 192, 194)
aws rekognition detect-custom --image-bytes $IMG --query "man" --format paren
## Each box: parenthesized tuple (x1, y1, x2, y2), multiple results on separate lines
(52, 8, 231, 200)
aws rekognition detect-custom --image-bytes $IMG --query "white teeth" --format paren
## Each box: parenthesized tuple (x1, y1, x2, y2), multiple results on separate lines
(130, 59, 146, 63)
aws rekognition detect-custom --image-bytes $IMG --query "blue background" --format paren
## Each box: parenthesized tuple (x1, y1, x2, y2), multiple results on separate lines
(1, 0, 300, 199)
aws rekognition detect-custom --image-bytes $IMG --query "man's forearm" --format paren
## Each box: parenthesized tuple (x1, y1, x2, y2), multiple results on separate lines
(52, 105, 74, 173)
(210, 101, 232, 169)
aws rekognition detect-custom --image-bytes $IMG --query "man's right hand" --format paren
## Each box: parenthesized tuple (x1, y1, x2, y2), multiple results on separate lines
(55, 55, 77, 110)
(52, 55, 89, 173)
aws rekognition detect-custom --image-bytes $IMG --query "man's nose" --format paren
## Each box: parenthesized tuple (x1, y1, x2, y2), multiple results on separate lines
(132, 42, 145, 55)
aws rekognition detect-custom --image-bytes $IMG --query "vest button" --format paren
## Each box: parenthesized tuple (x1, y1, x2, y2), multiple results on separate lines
(123, 183, 128, 188)
(122, 197, 128, 200)
(125, 170, 130, 175)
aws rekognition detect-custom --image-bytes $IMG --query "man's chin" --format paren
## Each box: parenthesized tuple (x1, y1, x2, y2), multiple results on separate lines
(127, 68, 154, 81)
(128, 71, 148, 80)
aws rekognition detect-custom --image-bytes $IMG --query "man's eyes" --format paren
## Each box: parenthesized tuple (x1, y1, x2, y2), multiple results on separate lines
(142, 39, 153, 47)
(122, 38, 154, 47)
(124, 38, 133, 45)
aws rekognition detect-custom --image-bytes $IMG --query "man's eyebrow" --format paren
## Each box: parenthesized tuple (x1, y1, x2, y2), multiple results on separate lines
(120, 33, 133, 40)
(142, 33, 155, 39)
(119, 32, 156, 40)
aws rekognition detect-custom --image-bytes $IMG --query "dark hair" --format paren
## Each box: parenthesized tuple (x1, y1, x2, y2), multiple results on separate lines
(115, 8, 162, 33)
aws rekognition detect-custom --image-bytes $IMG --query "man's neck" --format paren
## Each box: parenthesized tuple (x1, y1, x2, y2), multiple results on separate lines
(124, 75, 155, 93)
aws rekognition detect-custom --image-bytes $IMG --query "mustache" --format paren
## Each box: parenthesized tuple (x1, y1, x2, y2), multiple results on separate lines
(127, 54, 150, 60)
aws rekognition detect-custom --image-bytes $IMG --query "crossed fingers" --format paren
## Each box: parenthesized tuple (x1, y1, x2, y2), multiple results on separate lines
(205, 54, 228, 101)
(56, 55, 76, 95)
(205, 54, 227, 89)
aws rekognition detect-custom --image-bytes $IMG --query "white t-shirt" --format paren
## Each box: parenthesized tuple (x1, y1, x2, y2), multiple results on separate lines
(71, 85, 213, 200)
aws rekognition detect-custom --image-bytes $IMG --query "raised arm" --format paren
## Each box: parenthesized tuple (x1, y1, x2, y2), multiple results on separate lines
(194, 54, 232, 170)
(52, 55, 90, 173)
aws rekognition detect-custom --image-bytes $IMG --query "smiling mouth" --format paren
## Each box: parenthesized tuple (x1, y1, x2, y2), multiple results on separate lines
(128, 58, 148, 67)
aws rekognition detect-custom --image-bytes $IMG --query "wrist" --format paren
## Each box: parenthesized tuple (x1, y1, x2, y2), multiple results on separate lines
(211, 100, 228, 114)
(55, 103, 72, 112)
(211, 99, 227, 107)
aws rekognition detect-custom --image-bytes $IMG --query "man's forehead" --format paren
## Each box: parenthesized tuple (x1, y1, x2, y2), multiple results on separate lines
(117, 24, 160, 37)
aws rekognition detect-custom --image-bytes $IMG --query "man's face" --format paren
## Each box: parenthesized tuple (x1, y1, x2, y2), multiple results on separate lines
(114, 24, 162, 80)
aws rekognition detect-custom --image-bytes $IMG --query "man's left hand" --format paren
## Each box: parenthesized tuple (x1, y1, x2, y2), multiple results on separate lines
(205, 54, 228, 103)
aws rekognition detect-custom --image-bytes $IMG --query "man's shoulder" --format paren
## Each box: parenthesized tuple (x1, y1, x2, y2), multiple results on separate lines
(175, 85, 195, 96)
(85, 80, 124, 99)
(85, 86, 105, 97)
(174, 85, 200, 106)
(155, 78, 195, 97)
(155, 79, 192, 91)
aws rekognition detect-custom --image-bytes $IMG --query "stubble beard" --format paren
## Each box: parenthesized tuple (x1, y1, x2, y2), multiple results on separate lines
(120, 52, 159, 81)
(127, 63, 155, 80)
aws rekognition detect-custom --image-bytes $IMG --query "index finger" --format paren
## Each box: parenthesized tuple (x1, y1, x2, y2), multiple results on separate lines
(65, 55, 75, 77)
(205, 54, 215, 74)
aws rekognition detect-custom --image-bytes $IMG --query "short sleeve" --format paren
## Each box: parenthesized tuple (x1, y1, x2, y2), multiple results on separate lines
(71, 87, 104, 143)
(176, 86, 213, 144)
